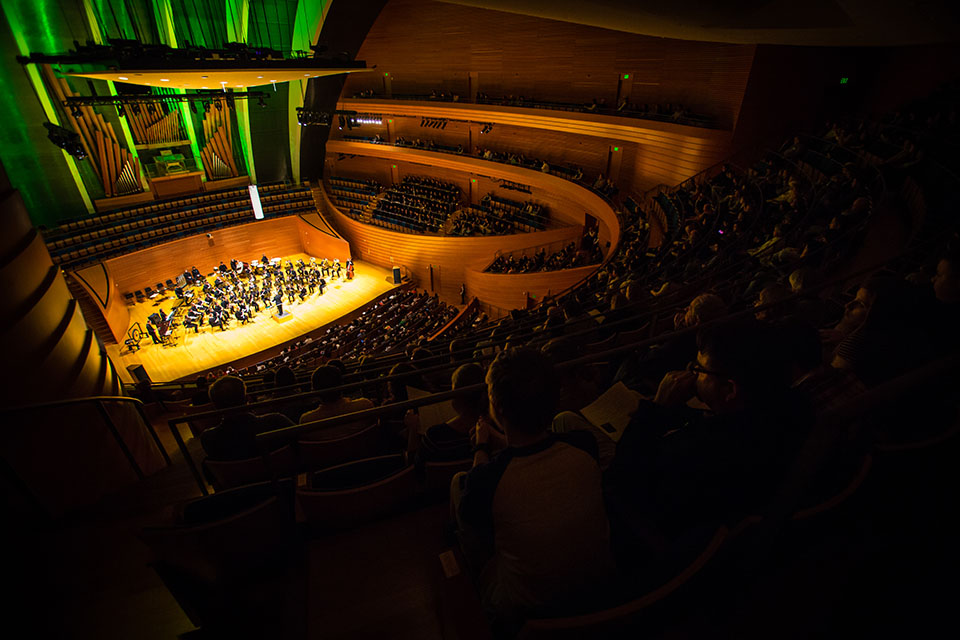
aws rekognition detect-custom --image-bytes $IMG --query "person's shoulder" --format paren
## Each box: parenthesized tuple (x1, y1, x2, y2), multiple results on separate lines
(350, 397, 375, 410)
(554, 429, 600, 462)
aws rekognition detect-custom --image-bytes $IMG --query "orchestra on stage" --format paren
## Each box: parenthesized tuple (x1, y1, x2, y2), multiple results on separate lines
(142, 255, 355, 347)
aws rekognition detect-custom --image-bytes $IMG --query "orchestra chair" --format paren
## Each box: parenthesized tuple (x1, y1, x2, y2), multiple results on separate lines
(134, 289, 145, 302)
(124, 292, 135, 305)
(145, 286, 156, 299)
(203, 445, 298, 491)
(166, 278, 175, 289)
(296, 454, 419, 533)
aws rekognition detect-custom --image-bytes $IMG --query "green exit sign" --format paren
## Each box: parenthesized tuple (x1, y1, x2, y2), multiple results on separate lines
(840, 77, 849, 84)
(622, 74, 630, 80)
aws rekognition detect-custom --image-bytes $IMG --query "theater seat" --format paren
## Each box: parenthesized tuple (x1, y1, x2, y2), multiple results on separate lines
(296, 422, 387, 472)
(296, 454, 418, 532)
(202, 445, 298, 490)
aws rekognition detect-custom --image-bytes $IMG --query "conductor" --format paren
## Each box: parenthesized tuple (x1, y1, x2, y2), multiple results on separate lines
(274, 291, 284, 316)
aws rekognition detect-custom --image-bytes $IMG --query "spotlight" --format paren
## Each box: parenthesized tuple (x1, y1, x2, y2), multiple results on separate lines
(44, 122, 86, 160)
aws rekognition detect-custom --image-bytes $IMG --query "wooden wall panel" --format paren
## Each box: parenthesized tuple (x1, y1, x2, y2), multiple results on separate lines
(322, 191, 585, 304)
(297, 214, 353, 262)
(318, 150, 620, 306)
(72, 263, 131, 344)
(343, 0, 755, 129)
(326, 143, 621, 231)
(335, 99, 732, 191)
(465, 264, 599, 314)
(104, 217, 308, 296)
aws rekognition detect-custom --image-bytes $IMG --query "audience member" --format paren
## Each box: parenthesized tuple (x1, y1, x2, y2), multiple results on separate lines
(199, 376, 293, 461)
(299, 365, 376, 439)
(452, 348, 613, 630)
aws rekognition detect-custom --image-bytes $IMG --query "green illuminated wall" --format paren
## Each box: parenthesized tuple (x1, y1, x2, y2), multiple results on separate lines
(0, 0, 328, 226)
(0, 0, 92, 226)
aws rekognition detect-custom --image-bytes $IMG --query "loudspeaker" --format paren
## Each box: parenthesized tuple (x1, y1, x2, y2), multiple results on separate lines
(392, 266, 402, 284)
(126, 364, 151, 383)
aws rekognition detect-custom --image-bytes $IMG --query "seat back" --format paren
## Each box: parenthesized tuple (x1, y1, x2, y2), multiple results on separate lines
(203, 445, 297, 490)
(296, 422, 386, 471)
(139, 483, 296, 627)
(423, 458, 472, 496)
(517, 526, 728, 639)
(296, 455, 419, 531)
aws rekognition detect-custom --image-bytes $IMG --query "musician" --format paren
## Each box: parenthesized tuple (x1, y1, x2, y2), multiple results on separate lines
(261, 253, 269, 265)
(184, 313, 202, 333)
(318, 277, 326, 295)
(218, 261, 228, 274)
(287, 287, 296, 304)
(346, 259, 355, 280)
(235, 306, 248, 325)
(333, 258, 342, 278)
(298, 286, 307, 302)
(174, 285, 185, 299)
(274, 292, 284, 316)
(320, 258, 329, 276)
(148, 311, 162, 325)
(230, 258, 239, 271)
(191, 266, 202, 282)
(146, 321, 161, 344)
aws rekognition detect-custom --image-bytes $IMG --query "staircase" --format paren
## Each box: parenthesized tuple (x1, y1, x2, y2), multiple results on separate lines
(64, 273, 118, 345)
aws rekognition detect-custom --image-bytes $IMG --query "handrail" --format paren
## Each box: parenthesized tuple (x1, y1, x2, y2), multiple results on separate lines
(428, 296, 479, 342)
(165, 248, 905, 495)
(349, 92, 721, 130)
(1, 394, 172, 511)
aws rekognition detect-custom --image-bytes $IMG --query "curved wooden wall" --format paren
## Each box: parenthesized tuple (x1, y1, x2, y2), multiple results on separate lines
(464, 264, 600, 314)
(336, 99, 732, 190)
(325, 142, 620, 247)
(75, 214, 351, 341)
(70, 263, 131, 345)
(319, 151, 620, 308)
(0, 183, 120, 408)
(343, 0, 755, 130)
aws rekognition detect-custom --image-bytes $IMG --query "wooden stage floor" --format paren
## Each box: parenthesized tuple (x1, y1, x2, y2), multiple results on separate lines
(107, 255, 397, 383)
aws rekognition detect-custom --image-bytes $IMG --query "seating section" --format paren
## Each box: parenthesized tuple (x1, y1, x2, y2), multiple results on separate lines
(41, 183, 315, 270)
(133, 82, 960, 639)
(370, 176, 461, 233)
(448, 194, 549, 237)
(326, 176, 382, 218)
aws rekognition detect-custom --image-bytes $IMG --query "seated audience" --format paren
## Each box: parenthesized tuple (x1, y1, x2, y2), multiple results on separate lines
(190, 376, 210, 406)
(299, 365, 376, 440)
(452, 348, 613, 630)
(407, 363, 487, 462)
(606, 320, 812, 574)
(199, 376, 293, 461)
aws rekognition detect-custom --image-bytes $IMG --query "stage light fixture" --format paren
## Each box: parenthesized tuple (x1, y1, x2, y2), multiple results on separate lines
(44, 122, 86, 160)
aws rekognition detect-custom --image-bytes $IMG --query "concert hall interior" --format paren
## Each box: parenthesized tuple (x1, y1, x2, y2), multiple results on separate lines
(1, 1, 959, 638)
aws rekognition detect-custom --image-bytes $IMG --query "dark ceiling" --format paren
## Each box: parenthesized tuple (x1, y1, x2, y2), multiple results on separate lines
(437, 0, 960, 46)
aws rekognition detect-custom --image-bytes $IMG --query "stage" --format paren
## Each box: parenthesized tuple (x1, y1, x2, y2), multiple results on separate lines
(107, 255, 398, 383)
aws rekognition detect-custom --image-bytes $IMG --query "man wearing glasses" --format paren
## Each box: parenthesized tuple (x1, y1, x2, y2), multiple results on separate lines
(605, 319, 811, 573)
